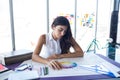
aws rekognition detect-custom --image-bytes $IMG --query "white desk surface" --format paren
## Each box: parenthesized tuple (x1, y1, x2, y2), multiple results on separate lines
(18, 53, 120, 78)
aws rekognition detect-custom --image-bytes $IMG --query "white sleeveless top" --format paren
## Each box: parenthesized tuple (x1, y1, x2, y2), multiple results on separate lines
(40, 32, 61, 58)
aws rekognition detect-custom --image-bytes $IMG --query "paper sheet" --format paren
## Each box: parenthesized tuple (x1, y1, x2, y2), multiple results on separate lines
(0, 70, 13, 80)
(19, 53, 120, 78)
(8, 70, 39, 80)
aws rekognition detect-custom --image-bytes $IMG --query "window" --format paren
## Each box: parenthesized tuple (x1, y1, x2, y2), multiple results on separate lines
(0, 0, 117, 56)
(49, 0, 75, 37)
(96, 0, 113, 55)
(76, 0, 97, 52)
(13, 0, 47, 51)
(0, 0, 12, 53)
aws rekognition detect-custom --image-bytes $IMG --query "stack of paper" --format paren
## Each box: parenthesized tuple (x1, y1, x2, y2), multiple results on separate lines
(0, 64, 13, 80)
(8, 70, 39, 80)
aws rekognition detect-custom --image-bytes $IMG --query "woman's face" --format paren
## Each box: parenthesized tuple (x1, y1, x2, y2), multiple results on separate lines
(52, 25, 67, 40)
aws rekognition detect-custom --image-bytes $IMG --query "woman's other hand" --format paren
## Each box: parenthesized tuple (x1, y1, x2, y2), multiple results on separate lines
(47, 60, 62, 70)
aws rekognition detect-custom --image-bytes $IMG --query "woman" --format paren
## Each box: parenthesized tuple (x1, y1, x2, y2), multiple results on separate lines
(32, 16, 84, 70)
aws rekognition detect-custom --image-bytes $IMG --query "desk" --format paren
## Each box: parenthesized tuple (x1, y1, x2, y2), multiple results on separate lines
(7, 53, 120, 80)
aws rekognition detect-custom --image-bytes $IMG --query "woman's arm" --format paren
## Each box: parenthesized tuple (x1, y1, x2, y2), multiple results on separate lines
(61, 37, 84, 58)
(32, 34, 62, 70)
(32, 34, 49, 64)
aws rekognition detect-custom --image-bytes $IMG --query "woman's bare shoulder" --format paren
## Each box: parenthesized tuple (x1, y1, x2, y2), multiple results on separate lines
(39, 34, 46, 44)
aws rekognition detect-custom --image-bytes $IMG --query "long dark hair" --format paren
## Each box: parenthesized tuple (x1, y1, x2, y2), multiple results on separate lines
(51, 16, 73, 54)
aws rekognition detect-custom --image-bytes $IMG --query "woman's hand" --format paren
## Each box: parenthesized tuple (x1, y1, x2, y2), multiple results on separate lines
(47, 60, 63, 70)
